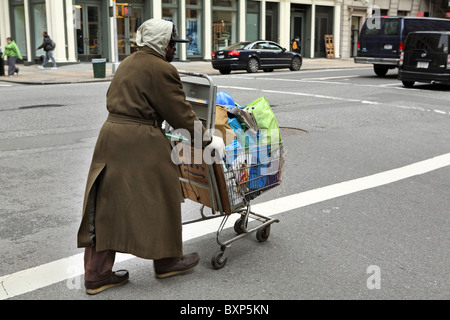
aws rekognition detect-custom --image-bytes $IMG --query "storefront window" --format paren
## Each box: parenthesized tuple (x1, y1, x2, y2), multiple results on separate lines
(212, 0, 236, 8)
(162, 0, 180, 57)
(246, 1, 260, 41)
(162, 0, 178, 26)
(32, 2, 47, 59)
(212, 0, 237, 51)
(186, 1, 202, 56)
(265, 2, 279, 43)
(117, 2, 143, 58)
(10, 0, 27, 57)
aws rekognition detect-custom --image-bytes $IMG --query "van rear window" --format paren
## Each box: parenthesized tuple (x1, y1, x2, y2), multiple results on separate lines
(405, 34, 449, 53)
(381, 20, 399, 36)
(364, 25, 380, 36)
(363, 19, 400, 36)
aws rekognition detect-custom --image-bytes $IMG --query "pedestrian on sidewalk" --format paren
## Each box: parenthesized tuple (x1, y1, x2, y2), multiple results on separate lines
(291, 35, 301, 54)
(77, 18, 225, 295)
(1, 37, 22, 77)
(36, 31, 57, 69)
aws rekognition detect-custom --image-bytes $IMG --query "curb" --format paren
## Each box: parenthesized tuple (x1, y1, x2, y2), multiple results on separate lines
(0, 77, 114, 85)
(1, 60, 369, 85)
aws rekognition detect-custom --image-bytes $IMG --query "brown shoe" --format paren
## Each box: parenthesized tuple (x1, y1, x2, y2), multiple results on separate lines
(85, 270, 129, 295)
(154, 253, 200, 279)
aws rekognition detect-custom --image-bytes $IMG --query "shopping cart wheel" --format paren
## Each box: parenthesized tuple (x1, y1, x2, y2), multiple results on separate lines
(233, 217, 246, 234)
(211, 250, 227, 269)
(256, 225, 271, 242)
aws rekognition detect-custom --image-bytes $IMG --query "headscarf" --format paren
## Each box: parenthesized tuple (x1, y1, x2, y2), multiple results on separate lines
(136, 19, 173, 58)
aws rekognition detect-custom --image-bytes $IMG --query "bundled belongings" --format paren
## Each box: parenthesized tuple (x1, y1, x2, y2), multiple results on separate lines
(245, 96, 282, 146)
(214, 104, 236, 145)
(172, 89, 284, 210)
(223, 95, 284, 205)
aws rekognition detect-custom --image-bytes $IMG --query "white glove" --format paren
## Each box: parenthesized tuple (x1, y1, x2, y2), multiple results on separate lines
(205, 135, 225, 162)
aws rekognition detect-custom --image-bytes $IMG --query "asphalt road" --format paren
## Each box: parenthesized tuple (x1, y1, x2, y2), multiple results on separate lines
(1, 67, 449, 303)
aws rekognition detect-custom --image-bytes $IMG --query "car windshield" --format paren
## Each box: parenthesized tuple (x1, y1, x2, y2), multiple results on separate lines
(224, 42, 252, 50)
(405, 33, 449, 53)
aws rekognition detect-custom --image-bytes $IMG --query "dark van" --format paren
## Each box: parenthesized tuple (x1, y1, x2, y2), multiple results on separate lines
(355, 17, 450, 76)
(398, 31, 450, 87)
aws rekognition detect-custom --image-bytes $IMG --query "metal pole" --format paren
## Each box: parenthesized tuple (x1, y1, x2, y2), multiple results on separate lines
(112, 0, 120, 75)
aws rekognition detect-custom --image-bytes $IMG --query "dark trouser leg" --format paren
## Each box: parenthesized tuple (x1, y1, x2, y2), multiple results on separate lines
(84, 246, 116, 282)
(7, 56, 17, 76)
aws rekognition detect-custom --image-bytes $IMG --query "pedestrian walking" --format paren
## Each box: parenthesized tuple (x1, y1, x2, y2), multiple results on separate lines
(1, 37, 22, 77)
(36, 31, 57, 69)
(291, 35, 301, 54)
(77, 18, 225, 295)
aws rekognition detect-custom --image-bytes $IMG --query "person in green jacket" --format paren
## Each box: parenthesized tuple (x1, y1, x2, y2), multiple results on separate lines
(2, 37, 22, 77)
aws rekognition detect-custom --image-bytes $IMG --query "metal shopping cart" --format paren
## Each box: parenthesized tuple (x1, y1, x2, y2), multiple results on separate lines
(166, 71, 283, 269)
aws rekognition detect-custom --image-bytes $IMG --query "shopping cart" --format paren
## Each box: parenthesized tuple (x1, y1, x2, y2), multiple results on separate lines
(165, 71, 283, 269)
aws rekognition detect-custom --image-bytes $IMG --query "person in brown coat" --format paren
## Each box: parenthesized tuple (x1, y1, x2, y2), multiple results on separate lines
(77, 18, 225, 295)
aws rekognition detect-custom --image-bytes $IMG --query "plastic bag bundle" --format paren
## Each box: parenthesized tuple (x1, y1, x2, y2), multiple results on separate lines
(220, 93, 283, 203)
(245, 96, 282, 146)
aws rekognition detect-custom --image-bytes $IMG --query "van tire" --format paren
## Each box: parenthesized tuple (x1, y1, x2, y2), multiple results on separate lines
(373, 65, 389, 77)
(402, 80, 415, 88)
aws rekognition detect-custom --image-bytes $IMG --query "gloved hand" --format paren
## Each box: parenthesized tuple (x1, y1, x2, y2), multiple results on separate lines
(205, 135, 225, 162)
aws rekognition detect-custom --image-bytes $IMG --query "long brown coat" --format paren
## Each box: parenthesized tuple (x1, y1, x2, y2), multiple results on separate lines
(77, 46, 207, 259)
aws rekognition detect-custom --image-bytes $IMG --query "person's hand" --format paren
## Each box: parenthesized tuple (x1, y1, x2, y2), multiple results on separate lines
(205, 136, 225, 161)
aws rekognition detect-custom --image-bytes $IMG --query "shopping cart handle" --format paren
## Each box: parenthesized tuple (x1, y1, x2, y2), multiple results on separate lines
(165, 133, 189, 142)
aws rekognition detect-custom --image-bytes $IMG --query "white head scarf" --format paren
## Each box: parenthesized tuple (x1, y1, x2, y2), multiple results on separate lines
(136, 19, 173, 58)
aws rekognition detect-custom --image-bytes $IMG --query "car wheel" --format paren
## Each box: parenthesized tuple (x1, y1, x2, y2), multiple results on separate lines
(247, 58, 259, 73)
(402, 80, 415, 88)
(373, 65, 389, 77)
(289, 56, 302, 71)
(219, 68, 231, 75)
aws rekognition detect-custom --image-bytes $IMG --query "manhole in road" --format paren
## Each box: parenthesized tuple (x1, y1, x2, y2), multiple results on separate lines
(279, 127, 308, 136)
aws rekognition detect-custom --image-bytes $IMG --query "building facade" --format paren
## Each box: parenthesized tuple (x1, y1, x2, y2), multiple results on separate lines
(0, 0, 448, 65)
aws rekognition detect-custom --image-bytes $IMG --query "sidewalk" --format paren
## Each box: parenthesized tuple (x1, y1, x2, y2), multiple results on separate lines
(0, 58, 367, 85)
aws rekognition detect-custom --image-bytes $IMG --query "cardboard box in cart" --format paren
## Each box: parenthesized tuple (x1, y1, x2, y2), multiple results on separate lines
(178, 146, 233, 215)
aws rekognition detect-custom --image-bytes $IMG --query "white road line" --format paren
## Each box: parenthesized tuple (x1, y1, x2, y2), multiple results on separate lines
(1, 152, 450, 299)
(221, 68, 371, 78)
(302, 75, 361, 81)
(219, 85, 449, 116)
(379, 83, 402, 87)
(221, 86, 362, 103)
(252, 152, 450, 216)
(220, 74, 407, 90)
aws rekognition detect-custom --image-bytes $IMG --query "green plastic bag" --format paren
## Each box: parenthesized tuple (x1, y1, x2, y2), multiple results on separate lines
(246, 96, 282, 146)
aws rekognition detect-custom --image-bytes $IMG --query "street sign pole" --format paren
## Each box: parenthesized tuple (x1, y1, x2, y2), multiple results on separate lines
(112, 0, 120, 75)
